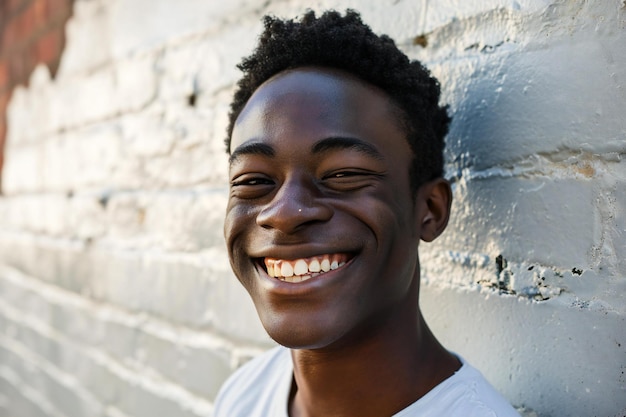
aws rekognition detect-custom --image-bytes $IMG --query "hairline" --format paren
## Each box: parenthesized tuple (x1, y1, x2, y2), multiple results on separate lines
(228, 65, 416, 155)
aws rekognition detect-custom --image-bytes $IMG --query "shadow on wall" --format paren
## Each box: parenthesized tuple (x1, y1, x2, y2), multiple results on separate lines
(420, 6, 626, 414)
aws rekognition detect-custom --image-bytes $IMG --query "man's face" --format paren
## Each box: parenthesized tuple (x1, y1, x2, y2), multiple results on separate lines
(224, 68, 427, 349)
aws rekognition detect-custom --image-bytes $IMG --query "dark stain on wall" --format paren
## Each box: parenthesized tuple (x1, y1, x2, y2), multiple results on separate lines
(413, 33, 428, 47)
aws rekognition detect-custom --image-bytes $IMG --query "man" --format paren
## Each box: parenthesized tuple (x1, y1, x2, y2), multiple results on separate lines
(216, 9, 520, 417)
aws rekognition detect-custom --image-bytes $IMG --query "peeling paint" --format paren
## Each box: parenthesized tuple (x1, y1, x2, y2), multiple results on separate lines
(413, 33, 428, 47)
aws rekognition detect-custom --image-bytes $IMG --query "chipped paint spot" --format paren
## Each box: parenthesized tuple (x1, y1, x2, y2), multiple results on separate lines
(413, 34, 428, 47)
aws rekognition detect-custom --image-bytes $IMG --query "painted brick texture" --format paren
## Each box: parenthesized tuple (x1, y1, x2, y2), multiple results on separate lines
(0, 1, 624, 417)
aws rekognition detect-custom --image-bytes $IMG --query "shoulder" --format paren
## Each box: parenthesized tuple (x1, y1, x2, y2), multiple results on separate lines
(396, 357, 520, 417)
(214, 346, 292, 417)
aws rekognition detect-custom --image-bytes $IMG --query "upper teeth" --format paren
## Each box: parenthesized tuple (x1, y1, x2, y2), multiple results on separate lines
(265, 254, 348, 282)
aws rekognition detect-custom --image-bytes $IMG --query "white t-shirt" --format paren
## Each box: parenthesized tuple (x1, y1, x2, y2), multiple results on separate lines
(214, 346, 520, 417)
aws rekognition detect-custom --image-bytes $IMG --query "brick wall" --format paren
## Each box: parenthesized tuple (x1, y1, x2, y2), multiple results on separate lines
(0, 1, 624, 416)
(0, 0, 73, 191)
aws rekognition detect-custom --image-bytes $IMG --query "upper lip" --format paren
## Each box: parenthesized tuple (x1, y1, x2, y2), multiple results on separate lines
(248, 244, 358, 261)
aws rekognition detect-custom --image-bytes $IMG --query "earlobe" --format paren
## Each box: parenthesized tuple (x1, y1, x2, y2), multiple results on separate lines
(418, 178, 452, 242)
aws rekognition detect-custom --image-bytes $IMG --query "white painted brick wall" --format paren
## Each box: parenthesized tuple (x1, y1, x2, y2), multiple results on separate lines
(1, 0, 624, 416)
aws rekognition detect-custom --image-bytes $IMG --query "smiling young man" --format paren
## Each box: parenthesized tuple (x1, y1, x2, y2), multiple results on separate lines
(216, 10, 519, 417)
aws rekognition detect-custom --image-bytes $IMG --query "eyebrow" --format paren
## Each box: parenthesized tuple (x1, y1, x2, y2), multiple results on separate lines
(229, 141, 275, 165)
(312, 136, 385, 161)
(228, 136, 385, 165)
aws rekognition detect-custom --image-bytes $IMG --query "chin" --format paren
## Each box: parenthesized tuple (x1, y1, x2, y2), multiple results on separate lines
(259, 311, 348, 350)
(268, 330, 337, 350)
(270, 333, 343, 351)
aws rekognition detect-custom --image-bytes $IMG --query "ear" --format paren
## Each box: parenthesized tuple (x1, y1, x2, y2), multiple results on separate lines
(416, 178, 452, 242)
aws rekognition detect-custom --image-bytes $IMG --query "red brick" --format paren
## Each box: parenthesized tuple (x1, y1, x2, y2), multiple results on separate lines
(7, 0, 29, 16)
(26, 41, 41, 77)
(8, 52, 27, 85)
(35, 29, 62, 66)
(0, 119, 5, 144)
(2, 16, 21, 52)
(31, 0, 47, 30)
(0, 91, 9, 113)
(17, 5, 38, 41)
(0, 61, 9, 91)
(0, 120, 6, 145)
(46, 0, 72, 21)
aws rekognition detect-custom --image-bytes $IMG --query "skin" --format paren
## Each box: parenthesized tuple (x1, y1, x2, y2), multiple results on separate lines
(224, 67, 460, 417)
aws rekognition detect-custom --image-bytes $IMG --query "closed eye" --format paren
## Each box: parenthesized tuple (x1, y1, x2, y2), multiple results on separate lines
(232, 177, 274, 186)
(230, 174, 275, 198)
(328, 172, 358, 178)
(324, 169, 384, 178)
(321, 170, 384, 191)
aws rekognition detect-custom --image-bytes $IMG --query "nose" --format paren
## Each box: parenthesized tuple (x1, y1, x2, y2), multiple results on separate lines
(256, 177, 332, 234)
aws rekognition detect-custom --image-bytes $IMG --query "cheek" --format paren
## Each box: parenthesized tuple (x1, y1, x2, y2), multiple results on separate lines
(224, 203, 255, 257)
(339, 188, 415, 242)
(224, 205, 258, 291)
(343, 190, 418, 278)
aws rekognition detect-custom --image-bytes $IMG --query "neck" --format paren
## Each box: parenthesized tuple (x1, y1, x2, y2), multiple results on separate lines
(288, 299, 460, 417)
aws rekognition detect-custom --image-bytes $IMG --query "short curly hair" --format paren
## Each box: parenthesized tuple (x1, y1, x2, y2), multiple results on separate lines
(226, 9, 450, 191)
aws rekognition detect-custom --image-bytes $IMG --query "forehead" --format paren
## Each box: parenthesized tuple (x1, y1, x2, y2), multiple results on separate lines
(230, 68, 408, 154)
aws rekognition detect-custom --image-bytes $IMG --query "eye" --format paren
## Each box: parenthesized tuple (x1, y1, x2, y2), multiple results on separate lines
(232, 177, 274, 186)
(326, 170, 369, 178)
(328, 172, 354, 178)
(321, 169, 382, 191)
(230, 174, 275, 198)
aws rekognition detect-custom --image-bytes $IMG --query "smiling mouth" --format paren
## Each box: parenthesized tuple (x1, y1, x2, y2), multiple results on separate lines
(262, 254, 351, 283)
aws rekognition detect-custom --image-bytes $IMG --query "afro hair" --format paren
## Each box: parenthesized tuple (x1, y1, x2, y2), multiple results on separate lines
(226, 9, 450, 190)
